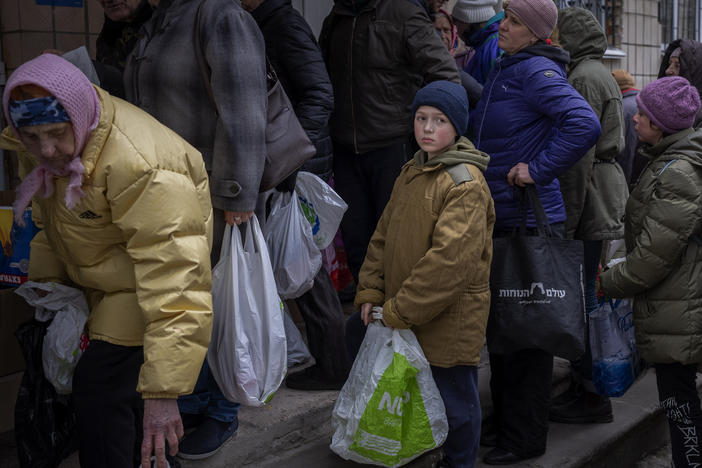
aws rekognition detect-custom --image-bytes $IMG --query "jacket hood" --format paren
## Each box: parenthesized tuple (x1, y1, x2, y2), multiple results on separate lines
(639, 128, 702, 168)
(659, 39, 702, 97)
(333, 0, 375, 13)
(414, 136, 490, 171)
(251, 0, 290, 22)
(467, 11, 503, 47)
(503, 42, 570, 67)
(557, 7, 607, 67)
(333, 0, 431, 18)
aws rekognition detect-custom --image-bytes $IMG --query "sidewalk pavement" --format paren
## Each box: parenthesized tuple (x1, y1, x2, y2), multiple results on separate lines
(0, 354, 681, 468)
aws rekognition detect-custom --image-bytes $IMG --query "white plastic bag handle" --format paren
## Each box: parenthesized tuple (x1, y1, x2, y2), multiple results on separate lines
(217, 224, 233, 264)
(217, 216, 265, 264)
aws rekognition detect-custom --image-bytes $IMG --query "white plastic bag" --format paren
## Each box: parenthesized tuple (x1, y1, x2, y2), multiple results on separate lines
(282, 302, 312, 367)
(15, 281, 89, 394)
(330, 323, 448, 467)
(263, 190, 321, 299)
(207, 217, 287, 406)
(295, 172, 348, 249)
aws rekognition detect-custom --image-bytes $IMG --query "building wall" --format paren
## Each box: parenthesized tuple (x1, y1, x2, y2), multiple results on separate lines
(1, 0, 104, 75)
(604, 0, 662, 88)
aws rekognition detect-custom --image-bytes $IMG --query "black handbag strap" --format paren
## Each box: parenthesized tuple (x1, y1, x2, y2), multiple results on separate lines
(515, 186, 553, 238)
(194, 0, 275, 117)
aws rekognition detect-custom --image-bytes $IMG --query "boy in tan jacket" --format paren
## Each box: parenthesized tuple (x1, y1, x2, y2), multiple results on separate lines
(347, 80, 495, 468)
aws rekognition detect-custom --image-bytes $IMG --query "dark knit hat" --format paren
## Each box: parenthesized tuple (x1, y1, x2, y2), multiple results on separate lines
(611, 69, 635, 91)
(411, 81, 469, 135)
(506, 0, 558, 40)
(636, 76, 701, 134)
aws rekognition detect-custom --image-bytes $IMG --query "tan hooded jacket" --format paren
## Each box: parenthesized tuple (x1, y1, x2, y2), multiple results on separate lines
(355, 137, 495, 367)
(1, 87, 214, 398)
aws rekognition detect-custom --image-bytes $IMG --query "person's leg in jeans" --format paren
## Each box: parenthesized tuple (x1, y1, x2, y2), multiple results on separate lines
(73, 341, 144, 468)
(177, 359, 240, 458)
(285, 268, 352, 389)
(432, 365, 481, 468)
(655, 362, 702, 468)
(550, 240, 613, 423)
(178, 207, 240, 459)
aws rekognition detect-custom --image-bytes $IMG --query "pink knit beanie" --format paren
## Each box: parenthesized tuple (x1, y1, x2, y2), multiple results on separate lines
(636, 76, 700, 134)
(506, 0, 558, 40)
(2, 54, 101, 223)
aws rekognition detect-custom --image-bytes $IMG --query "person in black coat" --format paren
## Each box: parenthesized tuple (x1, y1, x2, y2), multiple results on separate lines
(245, 0, 335, 181)
(95, 0, 153, 98)
(243, 0, 351, 390)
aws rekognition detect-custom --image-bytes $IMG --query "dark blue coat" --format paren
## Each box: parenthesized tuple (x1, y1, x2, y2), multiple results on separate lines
(464, 11, 503, 85)
(469, 43, 601, 231)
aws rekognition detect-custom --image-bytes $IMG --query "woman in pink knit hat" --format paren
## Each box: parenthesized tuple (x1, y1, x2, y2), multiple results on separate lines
(469, 0, 602, 464)
(601, 75, 702, 468)
(1, 53, 214, 468)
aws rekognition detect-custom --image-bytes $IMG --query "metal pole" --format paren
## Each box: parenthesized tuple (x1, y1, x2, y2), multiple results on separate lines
(697, 0, 701, 42)
(0, 36, 6, 191)
(673, 0, 679, 40)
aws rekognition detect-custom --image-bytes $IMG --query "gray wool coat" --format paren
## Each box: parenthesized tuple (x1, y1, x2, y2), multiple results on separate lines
(124, 0, 268, 212)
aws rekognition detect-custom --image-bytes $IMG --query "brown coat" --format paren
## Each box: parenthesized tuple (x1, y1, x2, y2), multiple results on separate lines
(355, 138, 495, 367)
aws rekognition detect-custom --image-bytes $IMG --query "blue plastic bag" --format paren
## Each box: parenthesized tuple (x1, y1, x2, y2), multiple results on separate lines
(590, 298, 643, 397)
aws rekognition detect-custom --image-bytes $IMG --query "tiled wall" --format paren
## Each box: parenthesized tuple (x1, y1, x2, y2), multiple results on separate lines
(1, 0, 104, 75)
(605, 0, 662, 88)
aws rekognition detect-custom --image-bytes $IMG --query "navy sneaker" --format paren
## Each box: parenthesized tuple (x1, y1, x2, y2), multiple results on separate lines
(177, 417, 238, 460)
(179, 412, 204, 431)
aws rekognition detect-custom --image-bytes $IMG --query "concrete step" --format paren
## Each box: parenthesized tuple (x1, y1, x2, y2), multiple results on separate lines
(250, 367, 675, 468)
(3, 356, 678, 468)
(177, 356, 571, 467)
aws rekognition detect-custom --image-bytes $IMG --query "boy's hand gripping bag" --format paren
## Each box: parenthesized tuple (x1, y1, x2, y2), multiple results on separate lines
(207, 217, 287, 406)
(590, 297, 644, 397)
(330, 322, 448, 467)
(263, 190, 321, 299)
(295, 171, 348, 249)
(15, 281, 90, 394)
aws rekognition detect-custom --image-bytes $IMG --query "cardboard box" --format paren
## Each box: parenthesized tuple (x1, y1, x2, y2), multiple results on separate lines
(0, 190, 39, 287)
(0, 288, 34, 377)
(0, 371, 23, 433)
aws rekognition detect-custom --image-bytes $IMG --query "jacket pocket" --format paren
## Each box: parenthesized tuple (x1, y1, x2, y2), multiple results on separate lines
(366, 21, 402, 68)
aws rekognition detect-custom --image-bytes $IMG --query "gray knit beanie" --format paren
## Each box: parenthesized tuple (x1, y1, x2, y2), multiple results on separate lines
(452, 0, 498, 24)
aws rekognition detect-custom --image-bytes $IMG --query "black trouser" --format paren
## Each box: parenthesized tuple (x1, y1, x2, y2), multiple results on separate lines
(73, 340, 144, 468)
(570, 240, 604, 391)
(488, 350, 553, 456)
(332, 138, 413, 282)
(655, 362, 702, 468)
(294, 267, 351, 380)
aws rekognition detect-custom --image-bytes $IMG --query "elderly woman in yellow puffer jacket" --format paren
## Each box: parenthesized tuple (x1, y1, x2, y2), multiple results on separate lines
(1, 53, 213, 468)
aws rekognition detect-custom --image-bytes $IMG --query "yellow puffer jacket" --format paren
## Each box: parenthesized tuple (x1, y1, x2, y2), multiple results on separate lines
(355, 138, 495, 367)
(0, 87, 213, 399)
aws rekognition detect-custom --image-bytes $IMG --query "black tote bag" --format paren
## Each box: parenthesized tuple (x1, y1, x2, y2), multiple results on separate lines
(487, 186, 586, 360)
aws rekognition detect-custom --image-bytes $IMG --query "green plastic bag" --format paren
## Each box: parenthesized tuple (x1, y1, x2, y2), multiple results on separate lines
(330, 323, 448, 467)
